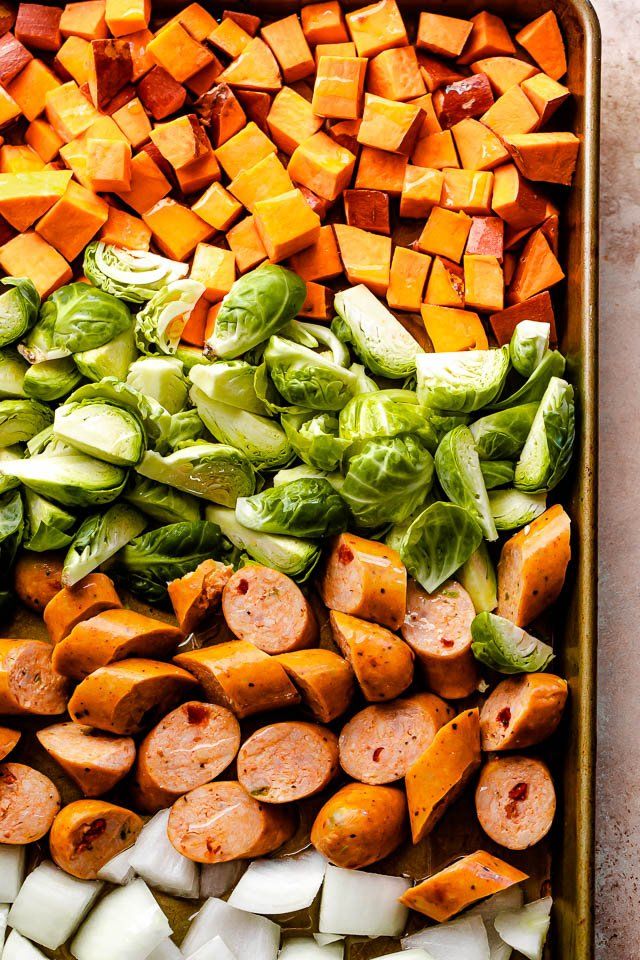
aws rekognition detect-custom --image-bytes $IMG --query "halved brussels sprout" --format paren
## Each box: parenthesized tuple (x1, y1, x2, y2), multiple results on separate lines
(0, 452, 127, 506)
(137, 443, 255, 506)
(272, 465, 328, 486)
(83, 242, 188, 302)
(23, 357, 83, 402)
(0, 446, 22, 494)
(189, 360, 269, 415)
(0, 489, 23, 571)
(135, 279, 205, 356)
(293, 320, 351, 367)
(18, 305, 69, 364)
(22, 490, 76, 552)
(514, 377, 575, 493)
(236, 478, 349, 538)
(62, 503, 147, 587)
(423, 409, 471, 441)
(333, 284, 424, 379)
(127, 356, 188, 414)
(471, 612, 554, 674)
(124, 475, 201, 525)
(416, 347, 510, 413)
(159, 409, 205, 453)
(175, 344, 211, 371)
(0, 399, 53, 447)
(74, 327, 138, 383)
(0, 277, 39, 347)
(489, 489, 547, 531)
(457, 542, 497, 613)
(281, 412, 350, 472)
(39, 283, 133, 354)
(510, 320, 550, 378)
(0, 349, 28, 398)
(54, 401, 145, 466)
(339, 389, 439, 453)
(68, 378, 170, 445)
(435, 426, 497, 541)
(480, 459, 516, 489)
(488, 349, 566, 411)
(469, 403, 539, 461)
(264, 336, 365, 412)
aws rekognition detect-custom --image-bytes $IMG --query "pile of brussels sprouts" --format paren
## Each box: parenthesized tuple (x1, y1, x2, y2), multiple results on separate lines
(0, 243, 575, 611)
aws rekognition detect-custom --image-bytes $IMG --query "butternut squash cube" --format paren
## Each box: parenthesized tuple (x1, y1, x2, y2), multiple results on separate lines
(0, 86, 21, 128)
(267, 86, 323, 155)
(516, 11, 567, 82)
(471, 57, 539, 98)
(142, 198, 213, 261)
(175, 149, 221, 195)
(298, 280, 333, 320)
(209, 18, 252, 60)
(442, 168, 494, 215)
(60, 1, 108, 40)
(227, 215, 267, 273)
(229, 152, 293, 213)
(150, 114, 209, 171)
(508, 229, 565, 305)
(181, 294, 208, 347)
(105, 0, 150, 38)
(421, 304, 488, 352)
(521, 73, 570, 126)
(367, 46, 425, 102)
(457, 11, 516, 66)
(400, 165, 443, 217)
(464, 254, 504, 312)
(25, 120, 64, 163)
(417, 13, 473, 58)
(315, 41, 356, 62)
(301, 2, 349, 46)
(412, 129, 459, 170)
(190, 243, 236, 302)
(0, 231, 72, 298)
(289, 224, 342, 281)
(192, 182, 243, 231)
(410, 92, 441, 136)
(262, 14, 314, 83)
(100, 205, 151, 250)
(36, 180, 109, 261)
(7, 60, 61, 122)
(502, 132, 580, 186)
(288, 130, 356, 201)
(55, 36, 92, 85)
(87, 137, 131, 191)
(0, 169, 72, 231)
(112, 98, 152, 149)
(424, 256, 465, 308)
(0, 146, 44, 174)
(451, 118, 509, 171)
(387, 246, 431, 312)
(312, 55, 367, 119)
(491, 163, 546, 231)
(147, 20, 213, 84)
(334, 222, 391, 294)
(219, 37, 282, 93)
(481, 85, 540, 138)
(46, 81, 100, 143)
(215, 121, 276, 179)
(417, 206, 472, 263)
(345, 0, 408, 58)
(254, 187, 321, 261)
(159, 3, 217, 42)
(357, 94, 422, 156)
(355, 145, 406, 195)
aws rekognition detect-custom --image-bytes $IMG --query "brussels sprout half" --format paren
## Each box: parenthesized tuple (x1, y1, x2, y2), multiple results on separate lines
(236, 478, 349, 538)
(84, 242, 188, 302)
(0, 452, 127, 507)
(136, 443, 255, 506)
(514, 377, 575, 494)
(127, 356, 188, 414)
(471, 612, 554, 674)
(435, 425, 497, 541)
(62, 504, 147, 587)
(416, 347, 510, 413)
(54, 401, 145, 467)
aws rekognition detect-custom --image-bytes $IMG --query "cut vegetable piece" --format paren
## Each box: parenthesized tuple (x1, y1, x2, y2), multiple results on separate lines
(280, 940, 343, 960)
(345, 0, 408, 58)
(333, 284, 422, 377)
(4, 930, 48, 960)
(228, 849, 326, 915)
(71, 879, 171, 960)
(288, 130, 355, 201)
(471, 612, 554, 674)
(129, 808, 199, 899)
(200, 861, 248, 899)
(416, 347, 510, 413)
(318, 864, 410, 936)
(8, 861, 101, 950)
(333, 226, 391, 295)
(402, 915, 490, 960)
(180, 898, 280, 960)
(0, 843, 26, 901)
(95, 846, 135, 885)
(494, 897, 552, 960)
(0, 170, 72, 232)
(516, 10, 566, 80)
(219, 37, 282, 93)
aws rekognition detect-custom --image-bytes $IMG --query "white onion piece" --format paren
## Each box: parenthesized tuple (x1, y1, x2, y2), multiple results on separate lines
(97, 846, 136, 885)
(187, 936, 237, 960)
(383, 952, 435, 960)
(467, 887, 524, 960)
(8, 861, 102, 949)
(279, 938, 343, 959)
(493, 897, 552, 960)
(200, 862, 247, 899)
(228, 850, 326, 916)
(0, 844, 25, 901)
(129, 810, 200, 899)
(3, 930, 47, 960)
(318, 865, 410, 937)
(312, 935, 343, 946)
(144, 940, 183, 960)
(71, 878, 171, 960)
(402, 915, 490, 960)
(180, 898, 280, 960)
(0, 903, 8, 950)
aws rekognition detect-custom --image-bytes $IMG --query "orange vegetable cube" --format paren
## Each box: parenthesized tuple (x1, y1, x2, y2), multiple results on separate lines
(333, 222, 391, 294)
(36, 180, 108, 261)
(424, 256, 465, 308)
(471, 57, 539, 97)
(142, 198, 213, 261)
(490, 290, 557, 346)
(355, 145, 406, 195)
(314, 41, 356, 62)
(192, 181, 242, 232)
(105, 0, 150, 38)
(0, 231, 72, 298)
(0, 145, 44, 173)
(219, 37, 282, 93)
(7, 60, 61, 122)
(508, 229, 565, 304)
(100, 205, 151, 250)
(417, 206, 472, 263)
(267, 86, 323, 155)
(15, 4, 62, 52)
(417, 53, 465, 93)
(214, 121, 276, 179)
(516, 11, 567, 82)
(464, 254, 504, 312)
(227, 215, 268, 273)
(159, 3, 217, 42)
(60, 1, 107, 40)
(387, 246, 431, 311)
(190, 243, 236, 301)
(466, 216, 504, 260)
(357, 94, 422, 156)
(288, 130, 356, 201)
(421, 304, 488, 351)
(87, 137, 131, 191)
(203, 301, 221, 342)
(254, 187, 321, 261)
(412, 130, 459, 170)
(451, 117, 509, 171)
(367, 46, 425, 102)
(55, 36, 92, 85)
(346, 0, 408, 58)
(343, 187, 390, 235)
(491, 163, 547, 230)
(180, 294, 208, 347)
(481, 85, 540, 138)
(0, 87, 21, 128)
(409, 93, 442, 136)
(209, 18, 252, 60)
(25, 120, 64, 163)
(121, 28, 153, 81)
(442, 168, 494, 215)
(0, 169, 71, 231)
(262, 14, 314, 83)
(186, 57, 224, 98)
(150, 115, 209, 171)
(289, 224, 342, 281)
(112, 98, 151, 150)
(400, 165, 443, 217)
(298, 280, 334, 320)
(147, 21, 213, 84)
(312, 55, 367, 120)
(417, 13, 473, 58)
(301, 2, 348, 46)
(45, 81, 100, 143)
(458, 11, 516, 65)
(229, 153, 293, 213)
(503, 132, 580, 186)
(175, 149, 221, 195)
(521, 73, 570, 125)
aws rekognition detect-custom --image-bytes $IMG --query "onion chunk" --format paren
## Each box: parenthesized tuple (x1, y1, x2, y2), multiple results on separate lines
(402, 915, 490, 960)
(8, 861, 101, 949)
(186, 936, 237, 960)
(180, 898, 280, 960)
(318, 865, 410, 938)
(494, 897, 552, 960)
(130, 809, 200, 899)
(71, 878, 171, 960)
(0, 844, 26, 902)
(279, 938, 344, 959)
(467, 887, 524, 960)
(3, 930, 48, 959)
(228, 850, 326, 915)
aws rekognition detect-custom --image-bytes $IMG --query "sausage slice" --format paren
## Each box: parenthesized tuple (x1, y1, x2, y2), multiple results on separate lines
(36, 723, 136, 798)
(167, 780, 296, 863)
(338, 693, 454, 785)
(406, 708, 481, 844)
(480, 673, 568, 750)
(222, 565, 318, 654)
(168, 559, 234, 634)
(44, 573, 122, 645)
(310, 782, 407, 869)
(329, 610, 414, 702)
(237, 721, 339, 803)
(174, 640, 300, 719)
(0, 762, 60, 843)
(14, 552, 64, 612)
(0, 639, 69, 715)
(0, 726, 20, 761)
(475, 756, 556, 850)
(49, 799, 142, 879)
(321, 533, 407, 631)
(401, 578, 479, 699)
(52, 609, 183, 680)
(68, 658, 198, 735)
(274, 649, 354, 723)
(134, 702, 241, 812)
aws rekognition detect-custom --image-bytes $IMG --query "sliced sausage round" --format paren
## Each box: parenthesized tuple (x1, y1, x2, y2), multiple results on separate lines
(237, 721, 339, 803)
(480, 673, 569, 751)
(49, 799, 142, 879)
(475, 756, 556, 850)
(0, 639, 69, 715)
(401, 578, 478, 699)
(0, 762, 60, 843)
(14, 551, 64, 612)
(167, 780, 296, 863)
(168, 559, 233, 634)
(36, 723, 136, 798)
(222, 565, 318, 654)
(134, 701, 241, 813)
(0, 726, 20, 761)
(310, 782, 407, 869)
(275, 649, 355, 723)
(338, 693, 454, 785)
(329, 610, 414, 702)
(44, 573, 122, 645)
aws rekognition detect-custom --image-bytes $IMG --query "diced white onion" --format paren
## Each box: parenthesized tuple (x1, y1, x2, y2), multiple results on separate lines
(228, 850, 326, 916)
(402, 915, 490, 960)
(0, 903, 8, 951)
(383, 952, 435, 960)
(200, 862, 247, 900)
(3, 930, 47, 959)
(0, 844, 25, 902)
(71, 878, 171, 960)
(186, 936, 237, 960)
(129, 810, 200, 899)
(312, 935, 343, 946)
(8, 861, 102, 949)
(493, 897, 552, 960)
(279, 938, 343, 959)
(180, 898, 280, 960)
(467, 887, 524, 960)
(144, 939, 183, 960)
(96, 846, 136, 885)
(318, 865, 410, 938)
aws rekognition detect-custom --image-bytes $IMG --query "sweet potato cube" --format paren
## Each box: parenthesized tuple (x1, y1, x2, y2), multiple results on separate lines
(315, 41, 356, 62)
(417, 205, 472, 262)
(343, 187, 390, 235)
(424, 256, 464, 307)
(442, 168, 493, 215)
(481, 85, 540, 138)
(190, 243, 236, 301)
(112, 147, 167, 212)
(0, 169, 71, 230)
(100, 204, 150, 250)
(254, 187, 321, 261)
(54, 35, 92, 84)
(209, 18, 252, 60)
(412, 130, 459, 170)
(198, 84, 246, 149)
(227, 215, 267, 273)
(60, 1, 107, 40)
(150, 114, 209, 171)
(89, 38, 132, 109)
(25, 119, 64, 162)
(409, 94, 441, 139)
(192, 181, 242, 231)
(186, 56, 224, 98)
(105, 0, 150, 38)
(312, 55, 367, 120)
(7, 59, 60, 122)
(345, 0, 408, 58)
(434, 74, 494, 129)
(233, 88, 271, 132)
(46, 81, 100, 142)
(160, 3, 217, 42)
(299, 185, 332, 218)
(299, 280, 334, 320)
(142, 198, 212, 261)
(417, 13, 473, 58)
(229, 152, 293, 213)
(326, 117, 361, 154)
(35, 179, 108, 260)
(112, 97, 151, 149)
(301, 2, 348, 45)
(214, 121, 276, 180)
(516, 11, 567, 81)
(492, 163, 547, 230)
(416, 52, 464, 93)
(0, 230, 71, 297)
(138, 66, 186, 120)
(464, 254, 504, 312)
(16, 3, 62, 52)
(175, 148, 220, 195)
(334, 222, 391, 294)
(288, 130, 356, 201)
(400, 165, 443, 217)
(451, 117, 508, 171)
(262, 14, 314, 83)
(421, 303, 488, 351)
(0, 32, 32, 86)
(367, 46, 425, 102)
(521, 73, 570, 125)
(355, 145, 406, 194)
(466, 216, 504, 260)
(508, 229, 565, 304)
(357, 93, 422, 155)
(387, 246, 431, 311)
(289, 224, 342, 281)
(147, 21, 213, 85)
(458, 11, 516, 65)
(471, 57, 539, 97)
(490, 290, 557, 346)
(267, 86, 323, 155)
(223, 9, 261, 38)
(179, 294, 208, 347)
(502, 251, 517, 283)
(87, 137, 131, 191)
(219, 37, 282, 93)
(122, 27, 153, 81)
(503, 132, 580, 186)
(0, 145, 44, 173)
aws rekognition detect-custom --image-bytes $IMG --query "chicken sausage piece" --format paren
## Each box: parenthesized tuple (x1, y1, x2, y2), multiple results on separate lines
(274, 649, 355, 723)
(238, 721, 339, 803)
(44, 573, 122, 645)
(339, 693, 454, 785)
(320, 533, 407, 631)
(0, 639, 69, 715)
(406, 708, 481, 844)
(497, 504, 571, 626)
(174, 640, 300, 719)
(14, 551, 64, 613)
(36, 723, 136, 798)
(399, 850, 528, 922)
(68, 658, 198, 735)
(401, 578, 478, 699)
(52, 608, 183, 680)
(49, 799, 142, 879)
(475, 756, 556, 850)
(134, 702, 241, 813)
(222, 565, 318, 654)
(0, 726, 20, 761)
(0, 762, 60, 843)
(167, 780, 296, 863)
(329, 610, 414, 702)
(480, 673, 568, 751)
(311, 782, 407, 870)
(168, 559, 233, 635)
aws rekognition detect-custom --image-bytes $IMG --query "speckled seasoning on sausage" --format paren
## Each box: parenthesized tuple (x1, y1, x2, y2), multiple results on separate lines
(49, 799, 142, 879)
(237, 721, 339, 803)
(0, 638, 69, 715)
(36, 722, 136, 798)
(475, 756, 556, 850)
(0, 762, 60, 843)
(480, 672, 569, 751)
(310, 782, 407, 869)
(274, 649, 355, 723)
(329, 609, 414, 701)
(13, 552, 64, 613)
(168, 559, 234, 635)
(44, 573, 123, 645)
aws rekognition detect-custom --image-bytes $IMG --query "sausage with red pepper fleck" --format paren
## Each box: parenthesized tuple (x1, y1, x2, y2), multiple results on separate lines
(274, 649, 354, 723)
(329, 610, 414, 702)
(310, 782, 407, 869)
(237, 721, 339, 803)
(0, 639, 69, 715)
(475, 756, 556, 850)
(480, 673, 568, 751)
(0, 762, 60, 843)
(49, 799, 142, 879)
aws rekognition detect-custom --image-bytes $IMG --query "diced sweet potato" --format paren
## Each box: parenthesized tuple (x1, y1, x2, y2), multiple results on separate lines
(100, 204, 151, 250)
(112, 97, 151, 149)
(326, 117, 361, 154)
(180, 294, 207, 346)
(301, 2, 348, 45)
(490, 290, 557, 346)
(0, 230, 71, 297)
(185, 56, 224, 98)
(138, 66, 186, 120)
(412, 129, 459, 170)
(115, 148, 170, 214)
(254, 187, 321, 261)
(234, 89, 271, 132)
(367, 46, 425, 102)
(160, 3, 216, 42)
(492, 162, 547, 231)
(503, 132, 580, 186)
(262, 14, 314, 83)
(121, 27, 153, 81)
(16, 3, 62, 52)
(343, 187, 389, 235)
(387, 246, 430, 311)
(209, 18, 252, 60)
(357, 93, 422, 156)
(289, 224, 342, 281)
(223, 9, 261, 38)
(508, 229, 565, 304)
(417, 13, 473, 58)
(471, 56, 539, 97)
(451, 117, 508, 171)
(521, 72, 570, 125)
(434, 74, 494, 129)
(298, 183, 332, 219)
(288, 129, 355, 201)
(190, 242, 236, 301)
(89, 38, 132, 110)
(417, 205, 472, 262)
(226, 214, 267, 272)
(175, 147, 220, 194)
(345, 0, 408, 58)
(60, 1, 107, 40)
(54, 35, 91, 84)
(400, 164, 443, 217)
(424, 255, 464, 307)
(0, 32, 32, 86)
(46, 80, 100, 142)
(334, 222, 391, 294)
(150, 114, 209, 171)
(312, 54, 366, 119)
(516, 11, 567, 81)
(355, 144, 406, 194)
(315, 40, 356, 62)
(192, 181, 242, 231)
(442, 168, 493, 215)
(421, 303, 488, 351)
(409, 93, 442, 139)
(197, 83, 246, 149)
(105, 0, 149, 38)
(541, 209, 560, 256)
(229, 152, 293, 213)
(416, 52, 464, 92)
(36, 179, 108, 260)
(268, 85, 323, 155)
(0, 168, 71, 230)
(481, 84, 540, 138)
(299, 280, 334, 319)
(466, 216, 504, 260)
(203, 300, 220, 341)
(87, 136, 131, 191)
(219, 37, 282, 93)
(147, 21, 213, 85)
(143, 197, 212, 261)
(25, 119, 64, 162)
(8, 59, 60, 122)
(464, 254, 503, 312)
(214, 120, 276, 179)
(0, 145, 44, 173)
(458, 11, 516, 65)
